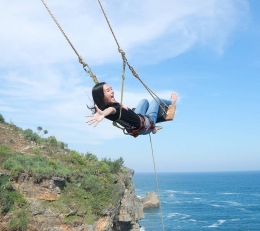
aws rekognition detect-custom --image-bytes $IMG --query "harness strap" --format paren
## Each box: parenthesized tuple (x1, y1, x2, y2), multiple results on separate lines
(145, 115, 155, 131)
(127, 115, 144, 138)
(128, 115, 155, 138)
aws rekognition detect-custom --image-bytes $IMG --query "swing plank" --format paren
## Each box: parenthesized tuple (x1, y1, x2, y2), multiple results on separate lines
(156, 104, 176, 123)
(165, 104, 176, 121)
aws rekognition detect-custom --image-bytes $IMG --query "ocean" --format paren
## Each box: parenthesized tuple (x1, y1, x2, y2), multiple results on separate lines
(132, 171, 260, 231)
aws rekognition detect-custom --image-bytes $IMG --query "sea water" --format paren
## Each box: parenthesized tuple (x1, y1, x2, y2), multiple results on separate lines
(133, 171, 260, 231)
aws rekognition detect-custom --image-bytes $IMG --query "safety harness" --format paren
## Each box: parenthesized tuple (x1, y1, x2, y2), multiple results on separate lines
(127, 114, 155, 138)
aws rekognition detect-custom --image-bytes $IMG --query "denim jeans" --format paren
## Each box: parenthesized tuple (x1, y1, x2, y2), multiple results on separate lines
(134, 98, 172, 135)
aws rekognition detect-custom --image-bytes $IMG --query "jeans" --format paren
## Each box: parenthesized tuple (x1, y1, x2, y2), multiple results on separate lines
(134, 98, 172, 135)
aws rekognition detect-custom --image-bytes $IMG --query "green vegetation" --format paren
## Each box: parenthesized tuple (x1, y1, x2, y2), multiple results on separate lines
(0, 122, 127, 226)
(101, 157, 124, 174)
(37, 126, 42, 133)
(24, 128, 40, 143)
(1, 151, 71, 180)
(9, 208, 29, 231)
(0, 113, 5, 123)
(0, 175, 26, 215)
(0, 175, 29, 230)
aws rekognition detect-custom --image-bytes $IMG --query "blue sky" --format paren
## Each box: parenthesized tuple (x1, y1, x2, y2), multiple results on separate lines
(1, 0, 259, 172)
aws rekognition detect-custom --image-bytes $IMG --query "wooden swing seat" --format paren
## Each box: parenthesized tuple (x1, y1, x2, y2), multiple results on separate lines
(156, 104, 176, 123)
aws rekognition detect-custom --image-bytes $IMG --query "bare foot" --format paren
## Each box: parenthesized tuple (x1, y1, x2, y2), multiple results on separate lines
(152, 126, 163, 134)
(171, 92, 178, 105)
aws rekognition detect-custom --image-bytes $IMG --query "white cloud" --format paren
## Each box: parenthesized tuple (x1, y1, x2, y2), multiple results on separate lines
(0, 0, 249, 148)
(0, 0, 249, 67)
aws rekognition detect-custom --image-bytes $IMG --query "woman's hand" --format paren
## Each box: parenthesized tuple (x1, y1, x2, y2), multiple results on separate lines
(86, 105, 105, 127)
(86, 105, 116, 127)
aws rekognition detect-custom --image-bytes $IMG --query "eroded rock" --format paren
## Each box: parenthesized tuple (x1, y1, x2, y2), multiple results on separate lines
(138, 191, 160, 209)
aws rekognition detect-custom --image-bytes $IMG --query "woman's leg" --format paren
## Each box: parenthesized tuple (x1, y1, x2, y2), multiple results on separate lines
(134, 99, 149, 116)
(146, 99, 171, 125)
(138, 93, 178, 135)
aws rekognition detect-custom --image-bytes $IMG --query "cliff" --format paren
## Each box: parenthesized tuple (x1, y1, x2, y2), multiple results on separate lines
(0, 121, 144, 231)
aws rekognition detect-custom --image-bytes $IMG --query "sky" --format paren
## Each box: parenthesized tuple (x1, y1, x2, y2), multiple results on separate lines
(1, 0, 260, 172)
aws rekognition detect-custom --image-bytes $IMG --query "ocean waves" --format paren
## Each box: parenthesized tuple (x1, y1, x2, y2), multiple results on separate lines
(133, 171, 260, 231)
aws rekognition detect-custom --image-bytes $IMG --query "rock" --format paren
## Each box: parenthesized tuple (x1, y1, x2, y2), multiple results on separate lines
(14, 173, 64, 201)
(21, 145, 33, 151)
(111, 169, 144, 231)
(138, 191, 160, 209)
(39, 145, 46, 149)
(2, 167, 143, 231)
(51, 176, 65, 182)
(30, 200, 46, 216)
(17, 173, 27, 182)
(122, 166, 134, 179)
(85, 225, 94, 231)
(94, 216, 113, 231)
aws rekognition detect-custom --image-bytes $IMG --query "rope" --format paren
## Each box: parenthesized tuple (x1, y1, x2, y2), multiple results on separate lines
(118, 59, 126, 121)
(40, 0, 99, 84)
(96, 0, 168, 114)
(149, 134, 165, 231)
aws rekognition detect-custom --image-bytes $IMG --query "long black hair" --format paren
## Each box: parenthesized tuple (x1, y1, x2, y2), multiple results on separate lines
(91, 82, 107, 112)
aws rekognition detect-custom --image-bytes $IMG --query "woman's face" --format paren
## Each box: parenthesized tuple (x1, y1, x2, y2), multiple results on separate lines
(103, 84, 116, 104)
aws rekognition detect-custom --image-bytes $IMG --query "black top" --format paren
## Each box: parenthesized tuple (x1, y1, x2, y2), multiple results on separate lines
(105, 103, 140, 130)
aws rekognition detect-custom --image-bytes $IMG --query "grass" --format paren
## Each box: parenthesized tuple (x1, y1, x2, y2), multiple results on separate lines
(0, 175, 30, 230)
(0, 120, 127, 227)
(0, 144, 125, 224)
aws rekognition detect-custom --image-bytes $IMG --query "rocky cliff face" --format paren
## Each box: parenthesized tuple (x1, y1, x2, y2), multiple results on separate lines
(0, 123, 144, 231)
(0, 168, 143, 231)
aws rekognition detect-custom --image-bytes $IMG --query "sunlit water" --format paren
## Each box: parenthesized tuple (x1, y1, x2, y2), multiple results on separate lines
(133, 171, 260, 231)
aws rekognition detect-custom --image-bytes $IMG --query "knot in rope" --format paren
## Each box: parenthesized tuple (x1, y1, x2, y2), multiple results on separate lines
(118, 48, 127, 63)
(78, 56, 87, 67)
(128, 64, 139, 78)
(118, 48, 125, 55)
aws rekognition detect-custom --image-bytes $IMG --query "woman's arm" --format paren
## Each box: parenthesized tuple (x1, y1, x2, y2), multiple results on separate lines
(86, 105, 116, 127)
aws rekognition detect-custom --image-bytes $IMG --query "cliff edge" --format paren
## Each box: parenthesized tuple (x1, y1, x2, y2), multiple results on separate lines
(0, 121, 144, 231)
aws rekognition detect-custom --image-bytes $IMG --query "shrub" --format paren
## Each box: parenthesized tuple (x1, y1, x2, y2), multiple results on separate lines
(99, 162, 109, 174)
(0, 144, 12, 155)
(2, 158, 24, 177)
(82, 175, 102, 193)
(48, 136, 58, 146)
(68, 151, 87, 165)
(85, 153, 98, 162)
(1, 151, 71, 181)
(60, 142, 68, 149)
(24, 129, 40, 143)
(91, 200, 102, 215)
(102, 157, 124, 174)
(9, 208, 29, 231)
(0, 114, 5, 123)
(0, 175, 26, 215)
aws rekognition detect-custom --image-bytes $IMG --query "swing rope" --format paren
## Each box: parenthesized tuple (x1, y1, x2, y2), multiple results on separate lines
(97, 0, 168, 115)
(40, 0, 99, 85)
(41, 2, 166, 229)
(40, 0, 129, 133)
(97, 5, 167, 230)
(149, 134, 165, 231)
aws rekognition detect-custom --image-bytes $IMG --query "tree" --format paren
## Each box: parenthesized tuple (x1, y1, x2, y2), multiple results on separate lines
(60, 142, 68, 149)
(0, 114, 5, 123)
(37, 126, 42, 134)
(42, 130, 48, 137)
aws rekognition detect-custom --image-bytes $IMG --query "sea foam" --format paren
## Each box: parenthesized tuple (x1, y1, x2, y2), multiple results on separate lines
(207, 220, 226, 228)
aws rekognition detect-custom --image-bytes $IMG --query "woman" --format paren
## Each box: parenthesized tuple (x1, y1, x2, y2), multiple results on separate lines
(86, 82, 178, 137)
